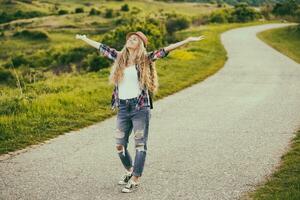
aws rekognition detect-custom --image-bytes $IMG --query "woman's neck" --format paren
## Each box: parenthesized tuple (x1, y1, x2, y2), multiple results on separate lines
(126, 63, 135, 68)
(127, 48, 137, 62)
(127, 58, 136, 67)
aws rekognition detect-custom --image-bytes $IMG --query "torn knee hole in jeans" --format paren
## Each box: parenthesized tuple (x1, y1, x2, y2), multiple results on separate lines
(116, 144, 125, 156)
(116, 128, 125, 139)
(134, 129, 144, 139)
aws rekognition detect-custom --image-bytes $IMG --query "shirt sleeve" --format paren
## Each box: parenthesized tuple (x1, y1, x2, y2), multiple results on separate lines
(148, 48, 169, 62)
(98, 43, 118, 61)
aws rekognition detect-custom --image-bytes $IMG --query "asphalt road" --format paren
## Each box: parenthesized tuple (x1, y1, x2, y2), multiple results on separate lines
(1, 23, 300, 200)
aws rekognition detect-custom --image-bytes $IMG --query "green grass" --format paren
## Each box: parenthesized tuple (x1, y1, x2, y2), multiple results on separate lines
(0, 20, 279, 155)
(257, 25, 300, 63)
(245, 130, 300, 200)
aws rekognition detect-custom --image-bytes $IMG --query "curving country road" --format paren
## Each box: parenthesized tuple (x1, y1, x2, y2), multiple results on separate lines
(1, 23, 300, 200)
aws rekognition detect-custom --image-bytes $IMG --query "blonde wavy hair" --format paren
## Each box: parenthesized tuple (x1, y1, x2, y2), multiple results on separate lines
(108, 37, 159, 94)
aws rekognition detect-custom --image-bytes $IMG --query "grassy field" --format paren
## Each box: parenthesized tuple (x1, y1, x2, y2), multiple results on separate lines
(0, 20, 278, 156)
(257, 25, 300, 63)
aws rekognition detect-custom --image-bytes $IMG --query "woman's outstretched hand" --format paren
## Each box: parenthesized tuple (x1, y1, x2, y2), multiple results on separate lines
(187, 35, 205, 42)
(76, 34, 87, 40)
(75, 34, 100, 49)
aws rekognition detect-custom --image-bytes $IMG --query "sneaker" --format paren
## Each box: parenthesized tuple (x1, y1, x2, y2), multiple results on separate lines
(118, 171, 133, 185)
(121, 179, 139, 193)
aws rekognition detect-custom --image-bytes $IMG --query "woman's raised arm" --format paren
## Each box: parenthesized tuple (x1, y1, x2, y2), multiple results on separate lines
(76, 34, 118, 61)
(76, 34, 100, 49)
(164, 35, 205, 52)
(148, 35, 205, 62)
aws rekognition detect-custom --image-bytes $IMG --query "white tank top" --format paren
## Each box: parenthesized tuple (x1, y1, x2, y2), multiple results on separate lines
(118, 64, 141, 99)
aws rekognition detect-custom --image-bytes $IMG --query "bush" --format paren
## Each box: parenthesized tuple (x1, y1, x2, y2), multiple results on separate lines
(296, 8, 300, 23)
(58, 48, 87, 65)
(27, 50, 53, 69)
(260, 4, 274, 20)
(2, 0, 15, 4)
(115, 11, 121, 16)
(10, 55, 29, 68)
(82, 53, 111, 72)
(0, 67, 15, 85)
(84, 2, 93, 6)
(210, 9, 232, 23)
(18, 0, 32, 3)
(114, 13, 138, 26)
(166, 16, 190, 35)
(191, 15, 210, 25)
(89, 8, 101, 15)
(121, 4, 129, 11)
(0, 12, 9, 23)
(272, 0, 298, 16)
(19, 65, 45, 84)
(209, 3, 261, 23)
(58, 9, 68, 15)
(0, 10, 45, 23)
(130, 6, 141, 15)
(231, 3, 261, 22)
(50, 46, 94, 74)
(272, 0, 300, 22)
(104, 8, 113, 18)
(101, 19, 167, 51)
(13, 30, 49, 40)
(75, 7, 84, 13)
(51, 62, 73, 75)
(0, 31, 4, 37)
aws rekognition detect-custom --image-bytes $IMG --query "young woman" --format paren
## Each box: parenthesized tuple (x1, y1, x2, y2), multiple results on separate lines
(76, 31, 204, 193)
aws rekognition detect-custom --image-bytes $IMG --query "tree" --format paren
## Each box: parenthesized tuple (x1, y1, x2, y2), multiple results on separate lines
(231, 3, 261, 22)
(272, 0, 298, 16)
(101, 19, 167, 51)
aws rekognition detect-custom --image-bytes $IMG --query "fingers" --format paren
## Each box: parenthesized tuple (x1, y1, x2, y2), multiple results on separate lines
(188, 35, 205, 42)
(197, 35, 205, 41)
(75, 34, 81, 39)
(75, 34, 86, 40)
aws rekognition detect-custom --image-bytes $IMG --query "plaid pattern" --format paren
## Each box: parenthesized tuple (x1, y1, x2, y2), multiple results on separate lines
(98, 43, 169, 110)
(148, 48, 170, 62)
(111, 85, 153, 110)
(99, 43, 118, 61)
(111, 81, 152, 111)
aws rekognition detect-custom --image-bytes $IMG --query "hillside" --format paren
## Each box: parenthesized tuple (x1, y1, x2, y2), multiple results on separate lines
(154, 0, 300, 6)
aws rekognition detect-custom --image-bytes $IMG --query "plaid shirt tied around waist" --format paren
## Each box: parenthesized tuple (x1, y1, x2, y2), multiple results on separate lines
(110, 84, 151, 111)
(98, 42, 169, 111)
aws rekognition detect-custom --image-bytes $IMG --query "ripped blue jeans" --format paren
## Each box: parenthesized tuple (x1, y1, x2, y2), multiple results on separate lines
(115, 97, 151, 177)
